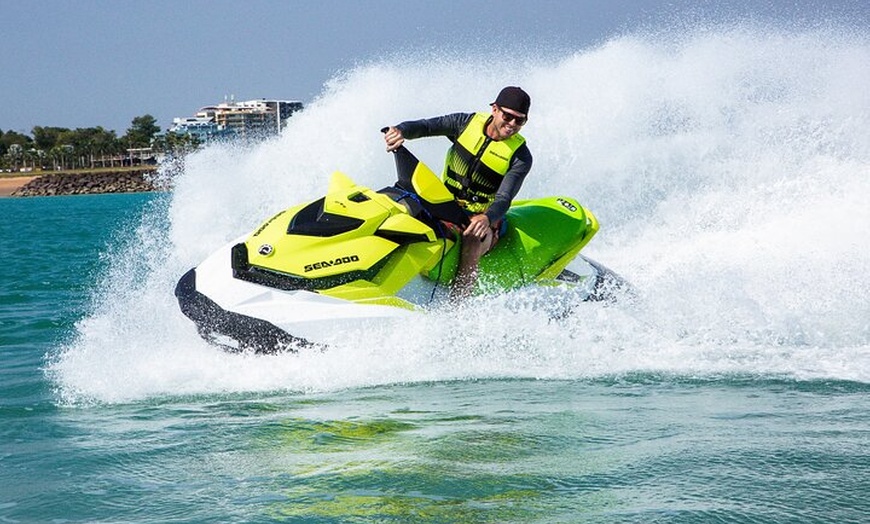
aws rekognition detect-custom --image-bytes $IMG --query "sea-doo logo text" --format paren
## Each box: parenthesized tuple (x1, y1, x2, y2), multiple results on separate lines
(304, 255, 360, 272)
(557, 198, 578, 213)
(252, 211, 285, 236)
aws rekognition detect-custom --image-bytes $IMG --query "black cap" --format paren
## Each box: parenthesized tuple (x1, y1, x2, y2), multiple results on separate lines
(493, 86, 531, 115)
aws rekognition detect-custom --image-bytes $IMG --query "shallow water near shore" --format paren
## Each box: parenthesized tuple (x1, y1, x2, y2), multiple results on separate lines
(4, 23, 870, 523)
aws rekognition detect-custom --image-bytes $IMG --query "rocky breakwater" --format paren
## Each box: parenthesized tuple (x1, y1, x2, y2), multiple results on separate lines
(11, 168, 163, 197)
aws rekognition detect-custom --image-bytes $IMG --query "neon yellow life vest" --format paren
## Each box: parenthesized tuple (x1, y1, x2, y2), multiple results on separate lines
(443, 112, 526, 213)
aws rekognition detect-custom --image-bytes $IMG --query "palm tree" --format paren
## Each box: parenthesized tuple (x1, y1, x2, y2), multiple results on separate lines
(8, 144, 23, 171)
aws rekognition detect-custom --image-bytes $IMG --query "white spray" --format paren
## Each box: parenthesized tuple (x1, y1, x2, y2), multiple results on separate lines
(49, 25, 870, 403)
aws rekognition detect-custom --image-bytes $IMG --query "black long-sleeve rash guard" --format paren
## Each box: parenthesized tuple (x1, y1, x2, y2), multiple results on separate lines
(395, 112, 532, 224)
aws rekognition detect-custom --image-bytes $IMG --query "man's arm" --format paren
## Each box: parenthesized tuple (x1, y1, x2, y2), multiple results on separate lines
(395, 113, 473, 140)
(385, 113, 472, 151)
(484, 143, 533, 223)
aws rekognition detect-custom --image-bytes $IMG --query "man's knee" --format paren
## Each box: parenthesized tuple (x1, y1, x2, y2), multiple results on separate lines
(481, 227, 498, 254)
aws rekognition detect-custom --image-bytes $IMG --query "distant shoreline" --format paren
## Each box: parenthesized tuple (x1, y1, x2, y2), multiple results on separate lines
(1, 167, 161, 197)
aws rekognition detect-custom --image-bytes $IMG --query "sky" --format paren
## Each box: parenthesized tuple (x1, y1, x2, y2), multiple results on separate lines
(2, 0, 867, 135)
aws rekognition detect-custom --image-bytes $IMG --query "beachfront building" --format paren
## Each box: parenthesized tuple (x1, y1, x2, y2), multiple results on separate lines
(169, 97, 303, 142)
(167, 116, 230, 142)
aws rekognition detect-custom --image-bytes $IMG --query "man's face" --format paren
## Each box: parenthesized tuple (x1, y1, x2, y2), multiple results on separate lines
(489, 104, 527, 140)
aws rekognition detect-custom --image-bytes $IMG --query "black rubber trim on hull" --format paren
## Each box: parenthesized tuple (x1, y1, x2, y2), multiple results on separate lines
(174, 268, 315, 354)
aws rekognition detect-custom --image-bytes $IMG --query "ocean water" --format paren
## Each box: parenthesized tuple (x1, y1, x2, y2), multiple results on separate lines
(3, 25, 870, 523)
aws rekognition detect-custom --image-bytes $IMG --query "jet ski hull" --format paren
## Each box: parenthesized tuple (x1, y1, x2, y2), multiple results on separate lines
(175, 241, 625, 353)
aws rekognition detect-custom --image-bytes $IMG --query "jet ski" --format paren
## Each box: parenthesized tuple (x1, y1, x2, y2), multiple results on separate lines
(175, 143, 627, 353)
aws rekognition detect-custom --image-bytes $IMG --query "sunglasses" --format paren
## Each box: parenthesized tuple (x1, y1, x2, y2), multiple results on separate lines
(498, 106, 527, 125)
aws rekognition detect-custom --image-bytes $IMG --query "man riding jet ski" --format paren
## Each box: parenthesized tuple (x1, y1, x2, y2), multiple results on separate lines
(176, 87, 627, 353)
(175, 135, 626, 353)
(384, 86, 535, 301)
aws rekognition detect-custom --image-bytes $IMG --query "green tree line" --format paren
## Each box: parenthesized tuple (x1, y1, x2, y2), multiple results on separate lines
(0, 115, 200, 172)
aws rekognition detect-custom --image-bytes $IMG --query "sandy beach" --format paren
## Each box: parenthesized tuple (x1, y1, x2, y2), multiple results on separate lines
(0, 176, 37, 197)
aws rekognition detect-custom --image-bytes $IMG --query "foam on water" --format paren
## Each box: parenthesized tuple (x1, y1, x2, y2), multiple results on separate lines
(48, 25, 870, 403)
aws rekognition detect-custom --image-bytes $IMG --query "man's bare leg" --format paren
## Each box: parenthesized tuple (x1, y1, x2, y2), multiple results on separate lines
(450, 228, 496, 302)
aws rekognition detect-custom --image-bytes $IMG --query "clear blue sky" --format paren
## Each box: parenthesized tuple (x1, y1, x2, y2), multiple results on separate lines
(1, 0, 866, 135)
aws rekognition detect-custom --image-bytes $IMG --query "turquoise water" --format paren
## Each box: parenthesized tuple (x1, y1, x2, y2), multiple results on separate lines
(4, 184, 869, 524)
(1, 195, 866, 521)
(4, 26, 870, 523)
